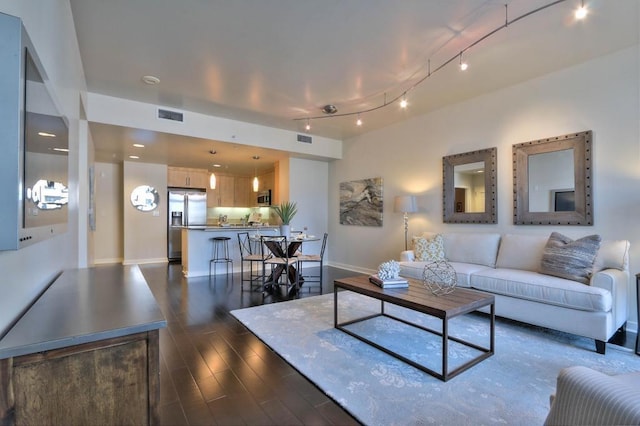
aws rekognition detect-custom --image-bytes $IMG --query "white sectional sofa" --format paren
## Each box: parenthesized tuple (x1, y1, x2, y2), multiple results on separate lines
(399, 232, 630, 354)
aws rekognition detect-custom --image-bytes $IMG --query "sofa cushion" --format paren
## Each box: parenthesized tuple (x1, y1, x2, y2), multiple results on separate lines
(412, 234, 445, 262)
(470, 268, 612, 312)
(496, 234, 548, 272)
(593, 240, 630, 272)
(398, 261, 491, 288)
(540, 232, 601, 285)
(442, 233, 501, 268)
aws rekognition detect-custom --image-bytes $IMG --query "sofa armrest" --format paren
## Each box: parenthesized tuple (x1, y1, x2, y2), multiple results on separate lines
(590, 268, 628, 293)
(400, 250, 415, 262)
(545, 366, 640, 426)
(591, 268, 629, 328)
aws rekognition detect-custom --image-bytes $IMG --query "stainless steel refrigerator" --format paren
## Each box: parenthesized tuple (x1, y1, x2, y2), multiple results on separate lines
(168, 188, 207, 261)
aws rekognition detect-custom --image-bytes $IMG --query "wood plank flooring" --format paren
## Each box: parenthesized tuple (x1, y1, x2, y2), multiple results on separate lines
(139, 263, 361, 426)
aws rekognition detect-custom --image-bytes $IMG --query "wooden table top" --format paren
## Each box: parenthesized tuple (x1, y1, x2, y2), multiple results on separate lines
(334, 275, 494, 319)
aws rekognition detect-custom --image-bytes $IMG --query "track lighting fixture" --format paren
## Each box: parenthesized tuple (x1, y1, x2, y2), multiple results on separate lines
(575, 0, 587, 19)
(294, 0, 582, 127)
(459, 53, 468, 71)
(399, 95, 408, 109)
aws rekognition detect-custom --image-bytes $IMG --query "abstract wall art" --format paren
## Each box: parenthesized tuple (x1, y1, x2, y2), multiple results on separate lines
(339, 177, 383, 226)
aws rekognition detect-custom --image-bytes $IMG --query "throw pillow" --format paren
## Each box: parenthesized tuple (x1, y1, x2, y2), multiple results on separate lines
(540, 232, 601, 284)
(412, 234, 445, 262)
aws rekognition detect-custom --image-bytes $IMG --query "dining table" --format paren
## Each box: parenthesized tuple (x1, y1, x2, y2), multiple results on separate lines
(253, 234, 320, 296)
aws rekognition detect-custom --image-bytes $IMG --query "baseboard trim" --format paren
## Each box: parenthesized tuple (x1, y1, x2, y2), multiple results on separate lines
(123, 258, 168, 266)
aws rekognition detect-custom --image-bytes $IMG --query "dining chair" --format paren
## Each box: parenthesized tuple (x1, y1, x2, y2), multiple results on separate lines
(296, 233, 328, 293)
(237, 232, 270, 292)
(262, 235, 300, 298)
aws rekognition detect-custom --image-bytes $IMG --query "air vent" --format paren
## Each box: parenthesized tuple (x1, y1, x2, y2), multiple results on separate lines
(297, 134, 312, 144)
(157, 108, 184, 122)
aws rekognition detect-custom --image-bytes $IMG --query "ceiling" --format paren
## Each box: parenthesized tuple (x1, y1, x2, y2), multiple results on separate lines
(69, 0, 638, 174)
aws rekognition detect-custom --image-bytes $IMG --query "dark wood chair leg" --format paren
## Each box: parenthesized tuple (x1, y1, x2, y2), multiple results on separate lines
(595, 339, 606, 354)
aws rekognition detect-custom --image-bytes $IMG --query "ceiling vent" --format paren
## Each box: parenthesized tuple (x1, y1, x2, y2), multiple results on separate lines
(157, 108, 184, 122)
(297, 134, 312, 144)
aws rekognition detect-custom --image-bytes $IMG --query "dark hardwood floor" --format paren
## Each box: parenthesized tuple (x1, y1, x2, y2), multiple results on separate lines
(139, 262, 361, 426)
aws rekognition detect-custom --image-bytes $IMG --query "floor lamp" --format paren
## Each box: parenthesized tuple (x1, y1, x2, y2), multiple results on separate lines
(394, 195, 417, 251)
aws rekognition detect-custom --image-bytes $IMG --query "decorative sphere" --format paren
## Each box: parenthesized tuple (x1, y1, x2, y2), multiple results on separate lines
(422, 261, 457, 295)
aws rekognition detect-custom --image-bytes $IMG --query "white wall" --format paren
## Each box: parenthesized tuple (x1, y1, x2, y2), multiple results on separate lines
(329, 46, 640, 327)
(123, 161, 168, 264)
(94, 162, 123, 264)
(288, 158, 329, 257)
(0, 1, 86, 336)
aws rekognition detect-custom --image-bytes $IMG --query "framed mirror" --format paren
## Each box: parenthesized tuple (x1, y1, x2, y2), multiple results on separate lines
(513, 130, 592, 225)
(443, 147, 497, 223)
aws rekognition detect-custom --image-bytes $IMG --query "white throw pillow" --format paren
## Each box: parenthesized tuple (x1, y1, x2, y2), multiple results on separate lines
(412, 234, 445, 262)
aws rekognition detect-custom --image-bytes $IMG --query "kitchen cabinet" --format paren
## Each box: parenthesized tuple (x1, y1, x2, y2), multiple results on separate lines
(208, 175, 236, 207)
(206, 173, 273, 207)
(168, 167, 208, 189)
(234, 176, 251, 207)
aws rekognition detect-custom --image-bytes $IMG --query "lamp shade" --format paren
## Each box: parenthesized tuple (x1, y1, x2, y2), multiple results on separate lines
(394, 195, 417, 213)
(209, 172, 216, 189)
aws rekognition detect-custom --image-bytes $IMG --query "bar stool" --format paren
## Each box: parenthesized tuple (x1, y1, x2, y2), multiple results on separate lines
(209, 236, 233, 280)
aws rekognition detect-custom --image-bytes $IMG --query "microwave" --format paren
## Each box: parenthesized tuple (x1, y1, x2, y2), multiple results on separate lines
(257, 189, 271, 206)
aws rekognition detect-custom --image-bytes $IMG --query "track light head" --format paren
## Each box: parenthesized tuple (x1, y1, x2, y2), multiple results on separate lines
(399, 96, 408, 109)
(459, 53, 468, 71)
(575, 2, 588, 20)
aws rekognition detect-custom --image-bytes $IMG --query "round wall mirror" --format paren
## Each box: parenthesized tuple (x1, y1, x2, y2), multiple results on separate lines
(27, 179, 69, 210)
(130, 185, 159, 211)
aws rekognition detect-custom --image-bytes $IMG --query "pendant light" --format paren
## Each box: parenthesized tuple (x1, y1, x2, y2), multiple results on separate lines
(252, 155, 260, 192)
(209, 149, 217, 189)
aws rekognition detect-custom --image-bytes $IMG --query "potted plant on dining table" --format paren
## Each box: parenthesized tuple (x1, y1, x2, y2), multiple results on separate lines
(271, 201, 297, 238)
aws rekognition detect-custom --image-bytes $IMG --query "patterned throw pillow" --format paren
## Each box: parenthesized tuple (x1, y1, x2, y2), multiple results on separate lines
(412, 234, 445, 262)
(540, 232, 601, 284)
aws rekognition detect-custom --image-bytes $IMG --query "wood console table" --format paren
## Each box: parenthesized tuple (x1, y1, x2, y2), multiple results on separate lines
(0, 265, 166, 425)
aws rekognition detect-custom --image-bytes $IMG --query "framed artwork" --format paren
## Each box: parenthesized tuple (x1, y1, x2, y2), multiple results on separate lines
(339, 177, 383, 226)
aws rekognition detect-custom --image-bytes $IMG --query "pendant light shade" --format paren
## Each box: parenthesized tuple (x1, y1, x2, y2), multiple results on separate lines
(209, 172, 216, 189)
(252, 176, 259, 192)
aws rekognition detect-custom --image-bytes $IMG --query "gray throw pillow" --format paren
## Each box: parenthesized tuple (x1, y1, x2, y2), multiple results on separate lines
(540, 232, 601, 284)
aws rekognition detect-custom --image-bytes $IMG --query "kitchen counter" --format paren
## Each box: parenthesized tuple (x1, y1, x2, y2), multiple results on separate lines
(0, 264, 166, 425)
(0, 264, 166, 359)
(182, 226, 279, 277)
(185, 225, 275, 230)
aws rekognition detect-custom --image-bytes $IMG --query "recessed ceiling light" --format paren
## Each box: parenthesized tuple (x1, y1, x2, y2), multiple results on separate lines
(141, 75, 160, 85)
(212, 164, 222, 168)
(129, 155, 139, 159)
(133, 143, 145, 148)
(38, 132, 56, 137)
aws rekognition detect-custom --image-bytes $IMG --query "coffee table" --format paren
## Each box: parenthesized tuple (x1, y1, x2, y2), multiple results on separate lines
(334, 275, 495, 381)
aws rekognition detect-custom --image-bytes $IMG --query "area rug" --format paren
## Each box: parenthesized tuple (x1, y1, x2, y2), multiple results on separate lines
(231, 292, 640, 425)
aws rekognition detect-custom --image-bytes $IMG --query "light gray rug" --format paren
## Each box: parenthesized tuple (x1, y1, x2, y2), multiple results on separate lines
(231, 292, 640, 425)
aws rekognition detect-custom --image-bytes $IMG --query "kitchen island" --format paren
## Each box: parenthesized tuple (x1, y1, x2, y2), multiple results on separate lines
(182, 226, 279, 277)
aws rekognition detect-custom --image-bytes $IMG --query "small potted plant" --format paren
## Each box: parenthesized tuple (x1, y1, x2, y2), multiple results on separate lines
(271, 201, 297, 237)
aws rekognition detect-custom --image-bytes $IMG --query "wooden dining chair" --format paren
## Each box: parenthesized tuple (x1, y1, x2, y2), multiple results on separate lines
(237, 232, 270, 292)
(262, 236, 300, 298)
(296, 233, 328, 293)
